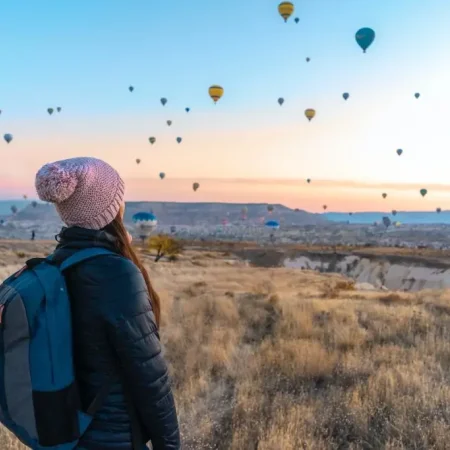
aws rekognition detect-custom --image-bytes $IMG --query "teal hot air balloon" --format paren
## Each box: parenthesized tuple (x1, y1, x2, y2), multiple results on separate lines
(343, 93, 349, 100)
(437, 207, 441, 213)
(132, 212, 157, 241)
(129, 86, 134, 92)
(4, 134, 13, 144)
(420, 188, 428, 197)
(176, 137, 182, 144)
(185, 107, 190, 113)
(278, 97, 284, 106)
(415, 93, 420, 99)
(47, 108, 54, 115)
(397, 149, 403, 156)
(159, 172, 165, 180)
(355, 27, 375, 53)
(161, 98, 167, 106)
(294, 17, 299, 24)
(382, 216, 391, 229)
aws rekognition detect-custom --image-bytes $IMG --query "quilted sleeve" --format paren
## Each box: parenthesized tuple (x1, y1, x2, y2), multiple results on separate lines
(99, 255, 181, 450)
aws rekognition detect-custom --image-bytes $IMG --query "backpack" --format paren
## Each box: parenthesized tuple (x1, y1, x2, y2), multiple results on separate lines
(0, 247, 117, 449)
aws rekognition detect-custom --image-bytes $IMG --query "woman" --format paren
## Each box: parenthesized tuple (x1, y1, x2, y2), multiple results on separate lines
(35, 157, 181, 450)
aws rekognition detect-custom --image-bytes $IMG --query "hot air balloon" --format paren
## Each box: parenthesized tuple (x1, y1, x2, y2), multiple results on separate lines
(4, 134, 13, 144)
(415, 93, 420, 99)
(176, 137, 182, 144)
(265, 220, 280, 230)
(161, 98, 167, 106)
(129, 86, 134, 92)
(132, 212, 157, 240)
(343, 93, 350, 100)
(382, 216, 391, 229)
(267, 205, 274, 213)
(136, 158, 141, 164)
(437, 207, 442, 213)
(392, 210, 397, 216)
(10, 205, 17, 215)
(167, 120, 172, 126)
(294, 17, 299, 24)
(306, 57, 310, 62)
(323, 205, 327, 211)
(278, 97, 285, 106)
(185, 107, 190, 113)
(382, 193, 387, 199)
(149, 137, 156, 145)
(355, 27, 375, 53)
(305, 109, 316, 121)
(159, 172, 165, 180)
(193, 182, 200, 192)
(209, 85, 224, 103)
(349, 212, 353, 216)
(278, 2, 294, 22)
(47, 108, 54, 115)
(57, 107, 62, 113)
(420, 188, 428, 197)
(23, 194, 27, 200)
(397, 149, 403, 156)
(307, 178, 311, 184)
(31, 201, 37, 208)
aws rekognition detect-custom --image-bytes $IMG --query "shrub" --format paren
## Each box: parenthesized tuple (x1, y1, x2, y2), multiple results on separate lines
(148, 234, 184, 262)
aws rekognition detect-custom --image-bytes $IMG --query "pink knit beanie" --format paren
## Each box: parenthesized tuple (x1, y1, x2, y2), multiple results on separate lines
(35, 157, 125, 230)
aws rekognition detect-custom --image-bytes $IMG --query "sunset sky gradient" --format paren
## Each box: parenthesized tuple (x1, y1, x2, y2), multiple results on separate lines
(1, 0, 450, 212)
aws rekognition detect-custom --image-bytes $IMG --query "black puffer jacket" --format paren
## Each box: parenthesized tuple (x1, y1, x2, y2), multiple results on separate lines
(52, 227, 180, 450)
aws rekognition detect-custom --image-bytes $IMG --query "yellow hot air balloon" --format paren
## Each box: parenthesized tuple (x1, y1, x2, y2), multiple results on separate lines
(209, 85, 224, 103)
(305, 109, 316, 121)
(278, 2, 294, 22)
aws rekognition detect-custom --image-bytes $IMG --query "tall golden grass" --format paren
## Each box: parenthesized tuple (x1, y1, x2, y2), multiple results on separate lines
(1, 241, 450, 449)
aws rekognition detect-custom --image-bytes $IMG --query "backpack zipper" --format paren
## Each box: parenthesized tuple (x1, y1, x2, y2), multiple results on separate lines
(45, 302, 55, 385)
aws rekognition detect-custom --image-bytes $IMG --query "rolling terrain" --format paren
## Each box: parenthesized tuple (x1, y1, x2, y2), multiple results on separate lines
(1, 241, 450, 448)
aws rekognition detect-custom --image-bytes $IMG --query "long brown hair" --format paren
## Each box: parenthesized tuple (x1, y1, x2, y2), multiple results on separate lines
(103, 212, 161, 327)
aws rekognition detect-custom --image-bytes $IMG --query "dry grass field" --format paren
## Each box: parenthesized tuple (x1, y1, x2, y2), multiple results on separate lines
(2, 240, 450, 449)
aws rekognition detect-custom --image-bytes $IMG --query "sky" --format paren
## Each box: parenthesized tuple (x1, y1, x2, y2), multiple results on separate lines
(1, 0, 450, 212)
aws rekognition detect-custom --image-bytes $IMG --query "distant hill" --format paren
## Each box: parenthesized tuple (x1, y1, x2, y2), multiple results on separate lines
(9, 201, 327, 226)
(326, 211, 450, 225)
(0, 200, 32, 215)
(4, 200, 450, 225)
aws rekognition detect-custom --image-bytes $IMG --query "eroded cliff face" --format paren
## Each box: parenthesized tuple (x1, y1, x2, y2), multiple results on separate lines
(236, 248, 450, 292)
(283, 255, 450, 291)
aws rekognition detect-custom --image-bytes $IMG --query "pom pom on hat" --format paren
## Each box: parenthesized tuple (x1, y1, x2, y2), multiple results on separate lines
(35, 162, 78, 203)
(34, 157, 125, 230)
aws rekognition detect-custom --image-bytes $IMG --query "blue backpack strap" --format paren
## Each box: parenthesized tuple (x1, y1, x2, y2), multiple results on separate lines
(59, 248, 116, 272)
